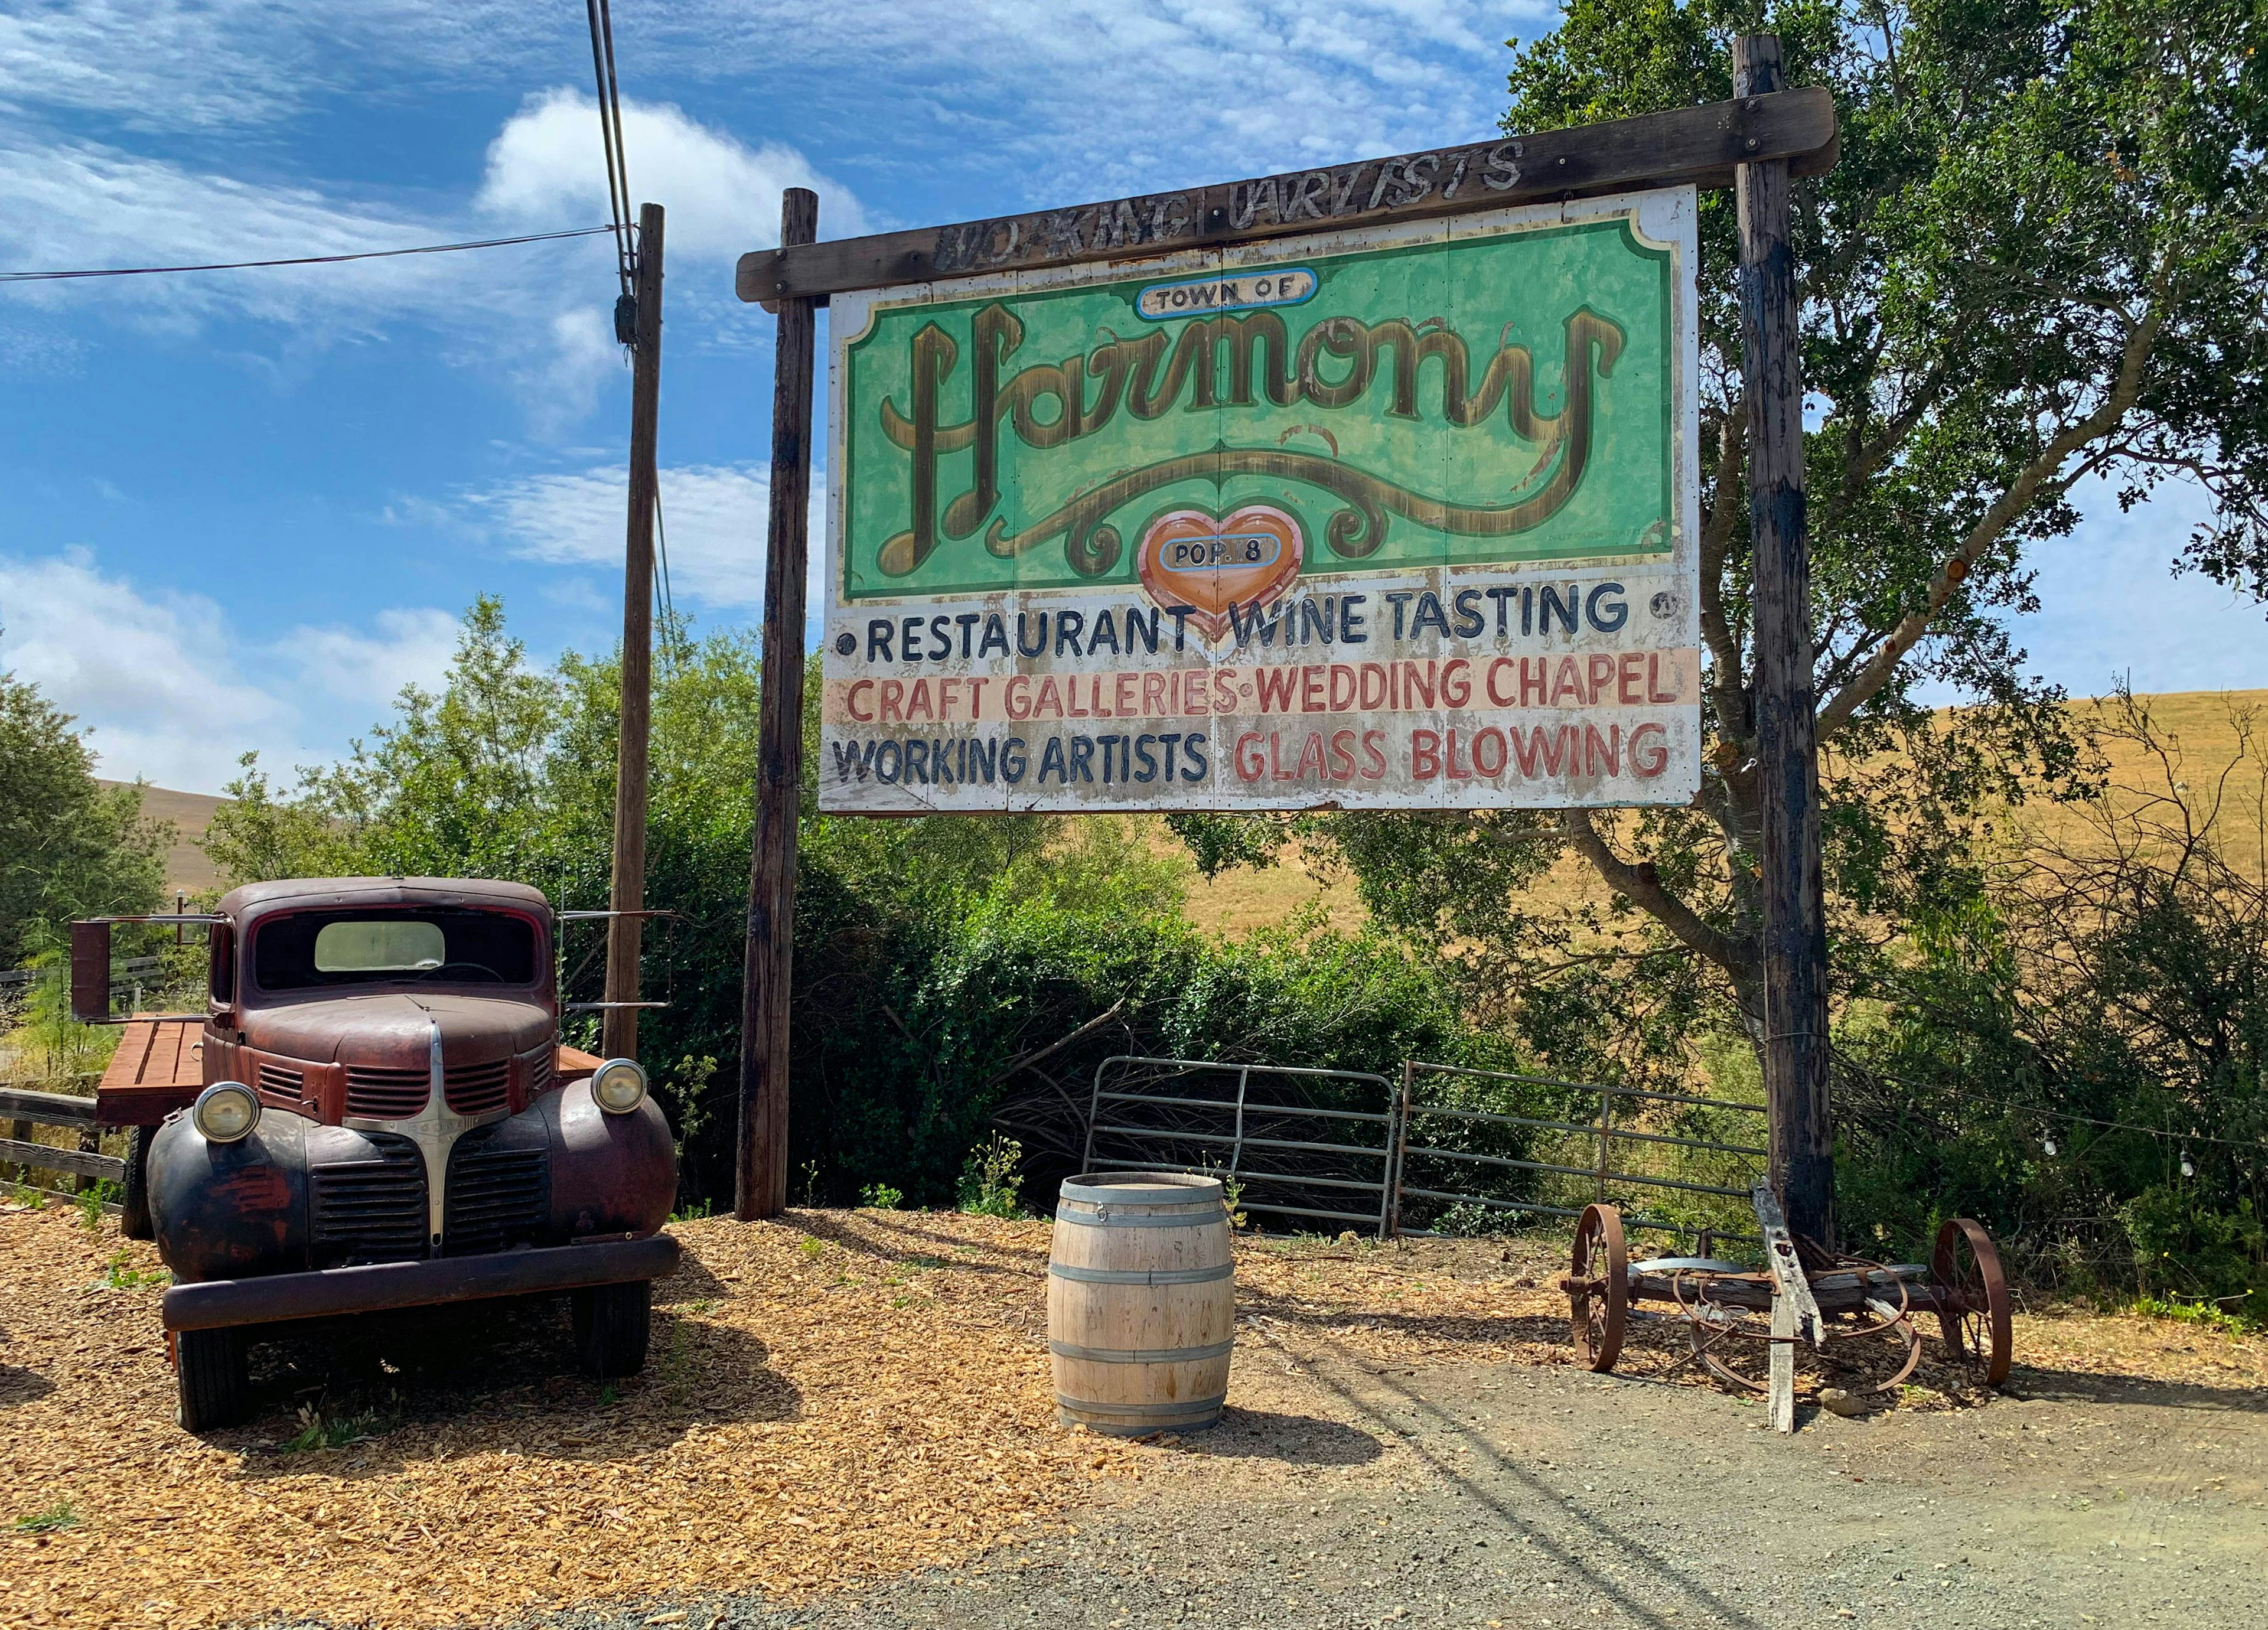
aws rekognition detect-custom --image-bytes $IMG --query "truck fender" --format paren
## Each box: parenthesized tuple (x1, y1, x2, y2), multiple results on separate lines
(148, 1109, 310, 1284)
(538, 1078, 676, 1241)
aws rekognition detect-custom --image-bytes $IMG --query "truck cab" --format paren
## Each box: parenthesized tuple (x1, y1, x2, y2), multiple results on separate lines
(80, 878, 679, 1432)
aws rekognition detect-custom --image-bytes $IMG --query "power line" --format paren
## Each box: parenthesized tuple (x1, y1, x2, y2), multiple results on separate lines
(653, 481, 685, 674)
(0, 226, 615, 283)
(585, 0, 635, 302)
(1856, 1062, 2268, 1155)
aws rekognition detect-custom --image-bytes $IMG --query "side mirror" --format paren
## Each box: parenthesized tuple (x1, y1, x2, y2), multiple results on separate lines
(70, 920, 112, 1024)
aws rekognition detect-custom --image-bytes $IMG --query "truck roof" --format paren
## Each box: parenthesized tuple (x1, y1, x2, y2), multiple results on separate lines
(214, 877, 553, 917)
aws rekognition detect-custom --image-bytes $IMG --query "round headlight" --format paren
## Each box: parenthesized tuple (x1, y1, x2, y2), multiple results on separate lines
(591, 1058, 648, 1115)
(193, 1082, 261, 1144)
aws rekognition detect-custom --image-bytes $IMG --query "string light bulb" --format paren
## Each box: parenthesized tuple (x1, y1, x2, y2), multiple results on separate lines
(2042, 1133, 2058, 1156)
(2179, 1147, 2195, 1179)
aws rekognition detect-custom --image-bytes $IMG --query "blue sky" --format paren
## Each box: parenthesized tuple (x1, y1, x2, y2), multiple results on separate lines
(1, 0, 2260, 794)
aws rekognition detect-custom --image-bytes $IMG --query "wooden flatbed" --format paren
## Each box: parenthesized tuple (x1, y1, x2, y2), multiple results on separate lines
(94, 1021, 608, 1126)
(94, 1020, 204, 1126)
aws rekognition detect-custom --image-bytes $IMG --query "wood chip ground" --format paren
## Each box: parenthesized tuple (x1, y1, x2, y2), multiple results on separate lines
(2, 1205, 2260, 1629)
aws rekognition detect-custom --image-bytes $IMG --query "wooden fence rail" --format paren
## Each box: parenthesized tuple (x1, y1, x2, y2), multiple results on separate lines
(1, 1083, 125, 1197)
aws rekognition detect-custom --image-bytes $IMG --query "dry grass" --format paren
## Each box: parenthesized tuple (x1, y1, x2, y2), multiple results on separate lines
(1158, 690, 2268, 937)
(6, 1205, 2264, 1629)
(94, 782, 227, 896)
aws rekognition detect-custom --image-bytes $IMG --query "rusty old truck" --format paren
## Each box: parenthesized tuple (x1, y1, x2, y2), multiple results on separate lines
(76, 877, 679, 1431)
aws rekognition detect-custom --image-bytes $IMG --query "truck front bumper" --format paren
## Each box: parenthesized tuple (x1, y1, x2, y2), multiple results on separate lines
(161, 1234, 680, 1332)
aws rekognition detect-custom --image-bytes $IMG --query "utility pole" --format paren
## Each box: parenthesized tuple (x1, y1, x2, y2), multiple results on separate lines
(737, 187, 819, 1220)
(1735, 35, 1834, 1246)
(604, 201, 664, 1061)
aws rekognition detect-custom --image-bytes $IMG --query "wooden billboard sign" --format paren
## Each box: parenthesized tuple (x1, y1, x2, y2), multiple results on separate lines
(735, 69, 1838, 1218)
(818, 187, 1703, 813)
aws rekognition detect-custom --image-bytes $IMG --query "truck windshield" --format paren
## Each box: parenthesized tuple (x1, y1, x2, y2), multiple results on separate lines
(253, 909, 539, 991)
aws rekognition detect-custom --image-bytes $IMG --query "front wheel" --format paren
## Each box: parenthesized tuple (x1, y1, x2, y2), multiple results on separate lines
(174, 1327, 249, 1432)
(572, 1280, 652, 1378)
(121, 1126, 154, 1241)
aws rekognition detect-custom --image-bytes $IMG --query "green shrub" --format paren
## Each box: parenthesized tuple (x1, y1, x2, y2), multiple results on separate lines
(76, 1178, 119, 1234)
(957, 1135, 1025, 1218)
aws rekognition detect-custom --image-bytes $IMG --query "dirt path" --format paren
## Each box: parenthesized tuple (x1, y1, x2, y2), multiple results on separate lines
(535, 1341, 2267, 1630)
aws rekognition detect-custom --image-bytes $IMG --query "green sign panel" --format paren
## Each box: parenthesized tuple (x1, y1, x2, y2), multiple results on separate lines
(837, 212, 1677, 604)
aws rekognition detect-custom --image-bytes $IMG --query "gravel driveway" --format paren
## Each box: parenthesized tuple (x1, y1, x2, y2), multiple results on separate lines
(519, 1336, 2265, 1630)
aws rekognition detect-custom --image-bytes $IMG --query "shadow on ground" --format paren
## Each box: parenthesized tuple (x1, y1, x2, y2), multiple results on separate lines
(791, 1211, 1051, 1276)
(2003, 1362, 2268, 1413)
(0, 1363, 57, 1410)
(216, 1296, 799, 1475)
(1181, 1404, 1384, 1465)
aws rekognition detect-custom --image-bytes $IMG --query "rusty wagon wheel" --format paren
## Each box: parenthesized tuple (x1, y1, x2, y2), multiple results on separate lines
(1569, 1203, 1628, 1372)
(1930, 1218, 2013, 1386)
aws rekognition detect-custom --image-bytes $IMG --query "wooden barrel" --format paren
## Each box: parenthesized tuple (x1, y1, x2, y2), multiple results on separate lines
(1048, 1172, 1234, 1435)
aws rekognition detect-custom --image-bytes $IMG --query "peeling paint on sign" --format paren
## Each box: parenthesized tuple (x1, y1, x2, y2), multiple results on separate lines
(821, 187, 1700, 813)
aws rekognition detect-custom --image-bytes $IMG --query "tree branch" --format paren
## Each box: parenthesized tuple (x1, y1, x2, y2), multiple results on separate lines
(1816, 299, 2171, 739)
(1565, 809, 1750, 977)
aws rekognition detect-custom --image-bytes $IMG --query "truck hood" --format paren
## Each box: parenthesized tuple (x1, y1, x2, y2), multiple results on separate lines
(242, 993, 555, 1070)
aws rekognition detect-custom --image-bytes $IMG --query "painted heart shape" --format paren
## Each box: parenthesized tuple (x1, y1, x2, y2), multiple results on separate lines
(1135, 504, 1304, 639)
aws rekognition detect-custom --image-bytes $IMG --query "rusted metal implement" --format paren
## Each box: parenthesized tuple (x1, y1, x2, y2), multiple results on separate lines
(1559, 1185, 2013, 1426)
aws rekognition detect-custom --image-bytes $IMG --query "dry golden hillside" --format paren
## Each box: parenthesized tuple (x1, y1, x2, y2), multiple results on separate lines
(97, 780, 227, 894)
(1165, 689, 2268, 937)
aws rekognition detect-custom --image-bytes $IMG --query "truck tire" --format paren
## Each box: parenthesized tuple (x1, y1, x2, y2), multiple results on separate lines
(121, 1126, 154, 1241)
(572, 1280, 651, 1378)
(174, 1328, 249, 1432)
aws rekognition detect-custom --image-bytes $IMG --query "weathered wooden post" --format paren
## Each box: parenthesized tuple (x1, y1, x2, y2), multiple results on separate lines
(736, 187, 819, 1221)
(604, 200, 664, 1063)
(1736, 34, 1834, 1246)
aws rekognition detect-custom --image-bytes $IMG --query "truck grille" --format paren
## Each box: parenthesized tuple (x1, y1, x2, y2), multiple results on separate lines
(444, 1130, 549, 1255)
(256, 1062, 305, 1097)
(526, 1049, 555, 1095)
(444, 1058, 511, 1116)
(309, 1136, 427, 1265)
(346, 1065, 428, 1119)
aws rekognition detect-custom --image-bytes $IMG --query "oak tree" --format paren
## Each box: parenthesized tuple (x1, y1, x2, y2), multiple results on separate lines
(1178, 0, 2268, 1084)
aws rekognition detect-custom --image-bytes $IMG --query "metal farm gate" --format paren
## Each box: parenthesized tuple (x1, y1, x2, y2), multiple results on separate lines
(1073, 1055, 1769, 1249)
(1081, 1057, 1400, 1235)
(1390, 1062, 1768, 1250)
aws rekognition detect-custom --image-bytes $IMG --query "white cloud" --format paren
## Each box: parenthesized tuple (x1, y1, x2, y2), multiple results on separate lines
(0, 546, 293, 788)
(0, 135, 608, 334)
(478, 88, 865, 260)
(666, 0, 1549, 199)
(472, 462, 773, 607)
(0, 1, 324, 131)
(0, 547, 468, 792)
(0, 129, 626, 423)
(0, 1, 570, 133)
(5, 2, 1547, 206)
(284, 607, 461, 709)
(461, 462, 827, 643)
